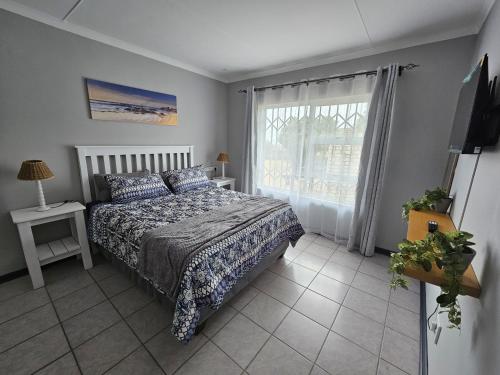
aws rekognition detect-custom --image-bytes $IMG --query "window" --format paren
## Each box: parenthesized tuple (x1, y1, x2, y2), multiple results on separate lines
(256, 98, 370, 205)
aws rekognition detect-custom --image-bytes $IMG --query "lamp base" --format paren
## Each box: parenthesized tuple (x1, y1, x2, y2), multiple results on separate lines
(36, 180, 50, 212)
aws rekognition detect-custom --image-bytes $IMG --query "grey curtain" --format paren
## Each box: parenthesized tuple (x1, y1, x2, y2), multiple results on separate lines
(348, 64, 399, 256)
(241, 86, 256, 194)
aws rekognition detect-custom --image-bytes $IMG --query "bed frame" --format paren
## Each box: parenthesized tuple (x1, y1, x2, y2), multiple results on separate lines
(75, 144, 287, 334)
(75, 145, 194, 203)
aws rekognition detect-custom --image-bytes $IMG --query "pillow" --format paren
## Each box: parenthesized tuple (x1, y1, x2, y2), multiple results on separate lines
(160, 165, 204, 188)
(160, 165, 205, 182)
(162, 166, 211, 194)
(105, 173, 172, 203)
(94, 170, 150, 202)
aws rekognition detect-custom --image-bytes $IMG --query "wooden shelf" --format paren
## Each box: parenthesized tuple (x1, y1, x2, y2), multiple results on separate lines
(36, 236, 81, 266)
(404, 210, 481, 298)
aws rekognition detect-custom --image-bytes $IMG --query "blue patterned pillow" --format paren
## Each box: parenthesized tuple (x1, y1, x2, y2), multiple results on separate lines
(162, 166, 211, 194)
(106, 173, 172, 203)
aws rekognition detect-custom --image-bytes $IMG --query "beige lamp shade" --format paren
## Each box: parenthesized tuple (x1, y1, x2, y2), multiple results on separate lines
(17, 160, 54, 181)
(216, 152, 230, 163)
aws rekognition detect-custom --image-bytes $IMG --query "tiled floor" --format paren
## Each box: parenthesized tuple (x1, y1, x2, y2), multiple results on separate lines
(0, 234, 420, 375)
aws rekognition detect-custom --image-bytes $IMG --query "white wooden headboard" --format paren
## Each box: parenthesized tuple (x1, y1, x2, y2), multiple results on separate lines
(75, 145, 194, 203)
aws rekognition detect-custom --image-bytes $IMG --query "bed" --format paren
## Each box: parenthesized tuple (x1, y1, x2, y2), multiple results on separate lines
(76, 145, 304, 342)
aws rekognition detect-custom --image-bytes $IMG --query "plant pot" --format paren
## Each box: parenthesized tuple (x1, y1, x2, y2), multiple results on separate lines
(462, 247, 476, 269)
(431, 197, 453, 214)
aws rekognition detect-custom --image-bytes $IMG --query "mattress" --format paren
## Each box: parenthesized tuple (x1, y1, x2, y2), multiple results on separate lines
(88, 186, 304, 342)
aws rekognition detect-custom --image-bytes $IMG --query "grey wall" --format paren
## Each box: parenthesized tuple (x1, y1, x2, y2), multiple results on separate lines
(427, 1, 500, 374)
(227, 37, 476, 252)
(0, 10, 228, 276)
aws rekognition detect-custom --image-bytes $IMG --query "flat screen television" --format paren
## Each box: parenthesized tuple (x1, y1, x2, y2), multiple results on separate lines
(449, 54, 491, 154)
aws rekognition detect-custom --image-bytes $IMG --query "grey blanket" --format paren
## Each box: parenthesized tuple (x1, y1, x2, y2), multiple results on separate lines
(138, 195, 289, 299)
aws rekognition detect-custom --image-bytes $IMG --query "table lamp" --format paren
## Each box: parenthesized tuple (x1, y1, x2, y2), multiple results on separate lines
(216, 152, 230, 178)
(17, 160, 54, 211)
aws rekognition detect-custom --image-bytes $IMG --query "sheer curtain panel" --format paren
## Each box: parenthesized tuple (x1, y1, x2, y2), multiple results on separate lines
(254, 75, 376, 243)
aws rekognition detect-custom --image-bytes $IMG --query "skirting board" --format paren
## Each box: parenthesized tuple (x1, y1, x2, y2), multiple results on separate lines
(374, 246, 394, 256)
(0, 267, 30, 284)
(420, 281, 428, 375)
(0, 256, 77, 284)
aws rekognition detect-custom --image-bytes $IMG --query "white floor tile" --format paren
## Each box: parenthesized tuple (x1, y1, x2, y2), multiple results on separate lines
(213, 314, 270, 368)
(309, 274, 349, 304)
(306, 243, 335, 259)
(331, 307, 384, 355)
(203, 305, 238, 338)
(343, 287, 388, 324)
(313, 236, 337, 249)
(242, 292, 290, 332)
(294, 290, 340, 328)
(176, 341, 241, 375)
(257, 274, 305, 307)
(229, 285, 259, 311)
(352, 272, 391, 301)
(293, 252, 328, 272)
(380, 328, 419, 375)
(317, 331, 378, 375)
(272, 262, 317, 287)
(359, 260, 392, 282)
(321, 262, 357, 284)
(329, 252, 363, 270)
(378, 359, 409, 375)
(389, 288, 420, 314)
(386, 303, 420, 340)
(274, 310, 328, 361)
(247, 336, 312, 375)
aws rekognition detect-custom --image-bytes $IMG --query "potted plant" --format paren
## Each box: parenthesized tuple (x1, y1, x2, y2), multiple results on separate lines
(427, 188, 454, 214)
(402, 187, 453, 221)
(389, 230, 476, 329)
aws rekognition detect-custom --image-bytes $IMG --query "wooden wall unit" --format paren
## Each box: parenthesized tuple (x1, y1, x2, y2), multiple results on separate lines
(404, 210, 481, 298)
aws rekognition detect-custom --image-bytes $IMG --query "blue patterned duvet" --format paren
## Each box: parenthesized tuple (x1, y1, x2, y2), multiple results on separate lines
(88, 186, 304, 342)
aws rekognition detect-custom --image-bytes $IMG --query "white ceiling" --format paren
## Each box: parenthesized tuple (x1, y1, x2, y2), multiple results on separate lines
(1, 0, 496, 82)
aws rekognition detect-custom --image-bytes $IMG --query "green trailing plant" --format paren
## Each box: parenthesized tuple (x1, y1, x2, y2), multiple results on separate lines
(432, 231, 474, 328)
(389, 230, 475, 330)
(401, 187, 449, 221)
(389, 236, 438, 289)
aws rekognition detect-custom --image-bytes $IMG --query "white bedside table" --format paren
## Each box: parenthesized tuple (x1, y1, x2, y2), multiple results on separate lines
(10, 202, 93, 289)
(211, 177, 236, 190)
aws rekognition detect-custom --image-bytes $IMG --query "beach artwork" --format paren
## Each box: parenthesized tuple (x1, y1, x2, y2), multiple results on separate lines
(86, 79, 177, 125)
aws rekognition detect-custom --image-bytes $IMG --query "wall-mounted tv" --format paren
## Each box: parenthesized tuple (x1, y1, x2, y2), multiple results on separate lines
(448, 54, 498, 154)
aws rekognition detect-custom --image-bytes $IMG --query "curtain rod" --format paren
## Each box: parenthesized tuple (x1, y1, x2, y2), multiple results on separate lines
(237, 63, 419, 93)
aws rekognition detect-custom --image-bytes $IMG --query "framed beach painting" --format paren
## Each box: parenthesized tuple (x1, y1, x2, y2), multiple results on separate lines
(85, 78, 177, 125)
